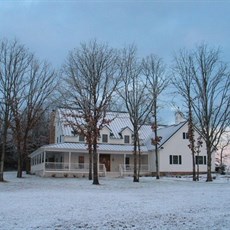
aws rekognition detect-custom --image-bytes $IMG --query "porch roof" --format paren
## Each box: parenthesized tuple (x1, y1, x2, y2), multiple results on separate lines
(30, 142, 149, 157)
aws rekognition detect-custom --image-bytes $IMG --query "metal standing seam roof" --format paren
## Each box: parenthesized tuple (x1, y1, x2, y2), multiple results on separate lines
(58, 109, 153, 141)
(30, 142, 149, 157)
(30, 109, 187, 157)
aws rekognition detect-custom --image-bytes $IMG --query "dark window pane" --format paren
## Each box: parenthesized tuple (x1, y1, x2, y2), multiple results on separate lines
(79, 135, 85, 142)
(102, 134, 108, 143)
(125, 157, 130, 165)
(183, 132, 189, 139)
(169, 155, 172, 164)
(124, 135, 130, 144)
(173, 155, 178, 164)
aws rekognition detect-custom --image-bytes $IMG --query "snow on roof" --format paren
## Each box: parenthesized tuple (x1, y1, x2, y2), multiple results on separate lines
(145, 121, 187, 150)
(57, 109, 152, 141)
(30, 142, 148, 156)
(56, 108, 187, 152)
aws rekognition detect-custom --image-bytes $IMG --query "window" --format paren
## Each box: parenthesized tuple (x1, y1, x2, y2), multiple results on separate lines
(125, 157, 130, 170)
(169, 155, 182, 165)
(124, 135, 130, 144)
(125, 157, 130, 165)
(196, 156, 206, 165)
(79, 134, 85, 142)
(79, 156, 84, 169)
(71, 130, 77, 136)
(102, 134, 108, 143)
(183, 132, 189, 139)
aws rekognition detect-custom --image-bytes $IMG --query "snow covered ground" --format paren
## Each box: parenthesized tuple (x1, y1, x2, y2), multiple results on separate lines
(1, 172, 230, 230)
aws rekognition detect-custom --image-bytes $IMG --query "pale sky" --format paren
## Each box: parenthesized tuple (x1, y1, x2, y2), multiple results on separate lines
(1, 0, 230, 123)
(1, 0, 230, 68)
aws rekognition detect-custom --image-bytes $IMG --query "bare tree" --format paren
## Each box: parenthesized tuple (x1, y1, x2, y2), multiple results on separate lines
(0, 39, 57, 180)
(118, 46, 154, 182)
(10, 58, 57, 178)
(191, 44, 230, 181)
(0, 39, 32, 181)
(171, 50, 197, 181)
(60, 108, 94, 180)
(142, 54, 168, 179)
(61, 40, 121, 185)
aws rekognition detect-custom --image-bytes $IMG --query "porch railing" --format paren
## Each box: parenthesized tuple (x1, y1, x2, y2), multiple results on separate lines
(44, 162, 106, 175)
(119, 164, 149, 177)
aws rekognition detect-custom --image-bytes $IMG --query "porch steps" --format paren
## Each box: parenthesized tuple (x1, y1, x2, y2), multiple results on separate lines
(106, 172, 121, 178)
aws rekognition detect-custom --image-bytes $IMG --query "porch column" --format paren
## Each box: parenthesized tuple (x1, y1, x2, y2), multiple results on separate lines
(43, 151, 46, 176)
(124, 154, 126, 172)
(43, 151, 46, 163)
(69, 152, 71, 171)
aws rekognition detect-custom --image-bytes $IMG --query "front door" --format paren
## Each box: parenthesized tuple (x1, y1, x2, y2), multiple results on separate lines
(99, 154, 110, 172)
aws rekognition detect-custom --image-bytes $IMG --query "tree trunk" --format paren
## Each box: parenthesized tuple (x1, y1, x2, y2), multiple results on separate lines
(137, 137, 141, 180)
(206, 144, 213, 182)
(25, 157, 30, 174)
(155, 148, 160, 179)
(192, 152, 196, 181)
(154, 127, 160, 179)
(0, 133, 7, 181)
(92, 140, 99, 185)
(220, 149, 223, 166)
(196, 150, 200, 181)
(17, 144, 23, 178)
(88, 144, 92, 180)
(188, 100, 196, 182)
(0, 115, 8, 182)
(0, 141, 6, 182)
(133, 132, 139, 182)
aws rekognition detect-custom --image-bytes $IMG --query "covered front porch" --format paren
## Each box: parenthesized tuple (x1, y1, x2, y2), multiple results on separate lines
(30, 143, 151, 177)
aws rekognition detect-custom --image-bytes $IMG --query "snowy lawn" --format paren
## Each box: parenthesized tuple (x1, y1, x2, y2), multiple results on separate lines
(1, 172, 230, 230)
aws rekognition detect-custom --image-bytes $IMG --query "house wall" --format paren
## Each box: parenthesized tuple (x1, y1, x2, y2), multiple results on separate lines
(57, 123, 134, 146)
(98, 126, 133, 145)
(148, 151, 156, 172)
(159, 124, 215, 174)
(50, 110, 217, 177)
(110, 154, 124, 172)
(64, 136, 78, 143)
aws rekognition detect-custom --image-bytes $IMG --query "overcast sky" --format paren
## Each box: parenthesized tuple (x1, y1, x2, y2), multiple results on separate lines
(1, 0, 230, 68)
(1, 0, 230, 123)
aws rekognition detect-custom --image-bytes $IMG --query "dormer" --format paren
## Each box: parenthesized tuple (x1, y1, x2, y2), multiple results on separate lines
(119, 126, 133, 144)
(100, 125, 113, 144)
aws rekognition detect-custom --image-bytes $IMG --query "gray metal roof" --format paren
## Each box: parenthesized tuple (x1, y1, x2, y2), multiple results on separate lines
(30, 142, 149, 157)
(58, 109, 153, 141)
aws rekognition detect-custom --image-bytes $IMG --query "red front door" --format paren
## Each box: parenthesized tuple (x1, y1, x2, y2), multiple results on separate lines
(99, 154, 111, 172)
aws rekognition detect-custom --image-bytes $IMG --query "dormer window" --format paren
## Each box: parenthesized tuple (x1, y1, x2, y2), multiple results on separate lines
(71, 130, 78, 136)
(79, 134, 85, 142)
(102, 134, 108, 143)
(124, 135, 130, 144)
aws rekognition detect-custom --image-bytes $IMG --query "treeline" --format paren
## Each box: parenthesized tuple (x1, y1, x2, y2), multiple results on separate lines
(0, 39, 57, 181)
(0, 39, 229, 183)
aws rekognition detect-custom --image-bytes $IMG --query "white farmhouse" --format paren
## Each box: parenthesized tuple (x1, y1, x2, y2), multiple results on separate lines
(30, 109, 215, 177)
